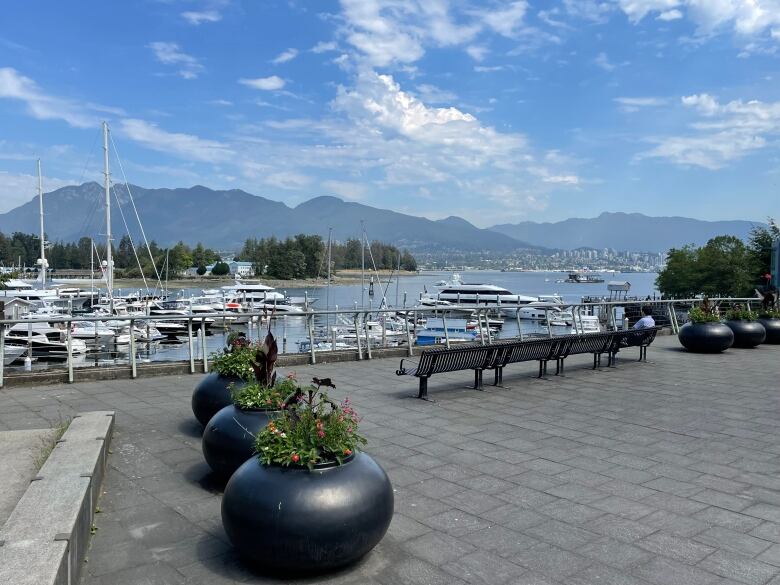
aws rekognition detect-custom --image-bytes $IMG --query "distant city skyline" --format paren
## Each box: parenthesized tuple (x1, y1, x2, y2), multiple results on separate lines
(1, 0, 779, 226)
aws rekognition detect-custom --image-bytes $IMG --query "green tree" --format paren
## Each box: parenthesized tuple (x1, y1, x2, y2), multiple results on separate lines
(196, 264, 207, 276)
(211, 261, 230, 276)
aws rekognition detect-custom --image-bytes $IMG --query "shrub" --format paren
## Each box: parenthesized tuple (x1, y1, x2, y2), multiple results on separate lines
(724, 308, 757, 321)
(210, 333, 255, 379)
(211, 261, 230, 276)
(255, 379, 366, 469)
(688, 307, 720, 324)
(758, 309, 780, 319)
(232, 376, 298, 410)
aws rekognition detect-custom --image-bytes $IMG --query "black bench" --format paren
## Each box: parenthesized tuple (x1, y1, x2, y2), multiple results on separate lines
(397, 327, 662, 400)
(396, 343, 498, 399)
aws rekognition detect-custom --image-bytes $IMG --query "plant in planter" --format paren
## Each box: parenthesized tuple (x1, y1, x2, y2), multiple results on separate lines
(678, 299, 734, 353)
(724, 307, 766, 348)
(202, 330, 295, 478)
(757, 308, 780, 344)
(221, 379, 393, 573)
(191, 332, 256, 426)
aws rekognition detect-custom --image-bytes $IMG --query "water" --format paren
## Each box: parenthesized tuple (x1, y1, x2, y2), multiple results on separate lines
(6, 271, 660, 372)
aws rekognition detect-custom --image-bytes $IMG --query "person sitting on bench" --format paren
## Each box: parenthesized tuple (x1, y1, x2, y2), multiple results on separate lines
(633, 306, 655, 329)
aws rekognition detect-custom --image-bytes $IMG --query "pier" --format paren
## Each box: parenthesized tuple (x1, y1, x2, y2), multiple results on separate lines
(2, 334, 780, 584)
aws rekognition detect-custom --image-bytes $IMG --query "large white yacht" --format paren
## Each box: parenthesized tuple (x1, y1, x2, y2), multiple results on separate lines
(220, 281, 304, 314)
(422, 274, 537, 317)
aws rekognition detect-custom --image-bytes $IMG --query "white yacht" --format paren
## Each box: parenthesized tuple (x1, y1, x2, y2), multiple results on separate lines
(422, 274, 537, 317)
(5, 322, 88, 358)
(221, 282, 304, 314)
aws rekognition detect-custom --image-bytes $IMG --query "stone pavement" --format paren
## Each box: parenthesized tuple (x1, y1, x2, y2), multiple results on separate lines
(2, 336, 780, 585)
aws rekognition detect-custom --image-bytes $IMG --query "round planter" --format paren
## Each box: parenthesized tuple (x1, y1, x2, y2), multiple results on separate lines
(222, 452, 393, 572)
(725, 320, 766, 348)
(192, 372, 249, 427)
(758, 318, 780, 344)
(678, 322, 734, 353)
(202, 405, 278, 478)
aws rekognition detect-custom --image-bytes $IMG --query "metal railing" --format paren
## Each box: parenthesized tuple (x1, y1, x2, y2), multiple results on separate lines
(0, 296, 763, 387)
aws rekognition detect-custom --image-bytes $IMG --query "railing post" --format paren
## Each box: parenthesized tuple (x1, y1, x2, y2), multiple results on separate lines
(477, 310, 485, 345)
(364, 312, 373, 359)
(405, 311, 413, 356)
(485, 310, 493, 344)
(129, 318, 136, 379)
(200, 317, 208, 373)
(667, 303, 676, 334)
(308, 314, 316, 364)
(66, 320, 73, 383)
(442, 312, 450, 348)
(545, 308, 552, 338)
(354, 313, 363, 360)
(0, 326, 5, 388)
(187, 318, 195, 374)
(516, 308, 523, 340)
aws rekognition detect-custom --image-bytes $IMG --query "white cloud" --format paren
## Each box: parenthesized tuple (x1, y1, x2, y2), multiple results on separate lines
(415, 84, 457, 104)
(272, 48, 299, 64)
(238, 76, 286, 90)
(640, 93, 780, 169)
(466, 45, 489, 61)
(0, 171, 74, 213)
(0, 67, 103, 128)
(594, 51, 616, 70)
(312, 41, 338, 53)
(181, 10, 222, 25)
(321, 180, 367, 200)
(657, 8, 683, 21)
(263, 171, 312, 190)
(119, 118, 233, 162)
(208, 99, 233, 107)
(615, 96, 668, 111)
(618, 0, 780, 47)
(147, 42, 203, 79)
(482, 1, 529, 37)
(563, 0, 613, 23)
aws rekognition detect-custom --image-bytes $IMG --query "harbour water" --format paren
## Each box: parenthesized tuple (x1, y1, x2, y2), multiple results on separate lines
(5, 270, 660, 372)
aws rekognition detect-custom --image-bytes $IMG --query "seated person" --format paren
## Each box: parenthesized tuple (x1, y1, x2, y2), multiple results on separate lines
(633, 306, 655, 329)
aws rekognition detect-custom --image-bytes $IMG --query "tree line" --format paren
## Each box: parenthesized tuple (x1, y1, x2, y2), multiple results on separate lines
(237, 235, 417, 280)
(0, 231, 221, 278)
(1, 231, 418, 281)
(656, 221, 779, 298)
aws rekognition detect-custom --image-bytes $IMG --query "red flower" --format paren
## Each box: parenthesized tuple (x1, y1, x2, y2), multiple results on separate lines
(344, 449, 352, 456)
(291, 453, 300, 463)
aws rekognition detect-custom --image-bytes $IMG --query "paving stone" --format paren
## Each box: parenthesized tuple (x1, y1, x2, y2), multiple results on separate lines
(401, 530, 476, 565)
(443, 549, 528, 585)
(461, 524, 540, 557)
(566, 562, 656, 585)
(525, 519, 601, 551)
(693, 507, 764, 533)
(637, 531, 715, 564)
(539, 499, 605, 524)
(513, 543, 593, 580)
(698, 549, 778, 585)
(642, 510, 709, 538)
(745, 504, 780, 524)
(692, 489, 754, 513)
(694, 526, 773, 557)
(422, 509, 492, 537)
(757, 544, 780, 568)
(591, 496, 656, 521)
(632, 556, 723, 585)
(589, 515, 659, 543)
(577, 537, 653, 569)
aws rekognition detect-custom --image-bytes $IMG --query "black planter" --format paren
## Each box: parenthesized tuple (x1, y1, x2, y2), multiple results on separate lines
(222, 452, 393, 572)
(725, 320, 766, 348)
(202, 405, 278, 478)
(758, 318, 780, 344)
(192, 372, 249, 427)
(678, 322, 734, 353)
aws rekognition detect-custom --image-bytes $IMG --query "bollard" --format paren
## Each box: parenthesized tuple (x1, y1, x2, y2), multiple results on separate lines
(442, 312, 450, 349)
(354, 314, 363, 360)
(405, 311, 413, 356)
(364, 313, 373, 359)
(308, 314, 316, 365)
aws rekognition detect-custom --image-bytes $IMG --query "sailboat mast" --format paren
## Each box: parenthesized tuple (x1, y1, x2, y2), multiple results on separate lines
(360, 220, 365, 309)
(37, 159, 46, 288)
(326, 227, 332, 329)
(103, 121, 113, 311)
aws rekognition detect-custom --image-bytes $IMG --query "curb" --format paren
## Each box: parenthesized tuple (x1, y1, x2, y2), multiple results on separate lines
(0, 411, 115, 585)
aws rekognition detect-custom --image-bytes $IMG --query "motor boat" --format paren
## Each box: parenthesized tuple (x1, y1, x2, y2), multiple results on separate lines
(3, 344, 26, 366)
(70, 321, 116, 345)
(423, 274, 537, 317)
(5, 322, 88, 358)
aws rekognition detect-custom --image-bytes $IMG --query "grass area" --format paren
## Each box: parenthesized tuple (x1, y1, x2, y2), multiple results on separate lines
(32, 418, 71, 470)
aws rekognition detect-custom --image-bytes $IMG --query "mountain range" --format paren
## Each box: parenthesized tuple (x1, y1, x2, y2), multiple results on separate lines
(0, 182, 533, 252)
(489, 212, 763, 253)
(0, 183, 764, 254)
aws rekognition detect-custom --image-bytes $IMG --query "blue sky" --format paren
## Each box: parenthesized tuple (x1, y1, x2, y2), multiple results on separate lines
(1, 0, 779, 227)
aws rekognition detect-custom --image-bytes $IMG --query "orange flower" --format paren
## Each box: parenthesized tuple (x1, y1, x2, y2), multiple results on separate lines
(344, 449, 352, 456)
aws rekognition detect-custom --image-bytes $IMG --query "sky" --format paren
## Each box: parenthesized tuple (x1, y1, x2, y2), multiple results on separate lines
(0, 0, 779, 227)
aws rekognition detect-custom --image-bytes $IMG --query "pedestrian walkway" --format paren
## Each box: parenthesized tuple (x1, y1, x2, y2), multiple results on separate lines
(2, 336, 780, 585)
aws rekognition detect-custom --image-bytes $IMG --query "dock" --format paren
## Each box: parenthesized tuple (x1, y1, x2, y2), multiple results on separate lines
(2, 335, 780, 584)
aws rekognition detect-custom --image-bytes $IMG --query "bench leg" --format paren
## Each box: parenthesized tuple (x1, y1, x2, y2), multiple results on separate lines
(417, 377, 429, 400)
(593, 353, 598, 369)
(556, 358, 565, 376)
(473, 369, 484, 390)
(639, 346, 647, 361)
(493, 368, 501, 386)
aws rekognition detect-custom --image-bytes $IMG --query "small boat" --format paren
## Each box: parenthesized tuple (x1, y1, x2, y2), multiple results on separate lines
(5, 323, 88, 358)
(565, 272, 605, 284)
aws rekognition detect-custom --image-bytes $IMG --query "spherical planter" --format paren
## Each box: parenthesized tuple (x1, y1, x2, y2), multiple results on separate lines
(202, 405, 278, 478)
(192, 372, 249, 427)
(222, 452, 393, 572)
(678, 322, 734, 353)
(758, 318, 780, 344)
(725, 320, 766, 348)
